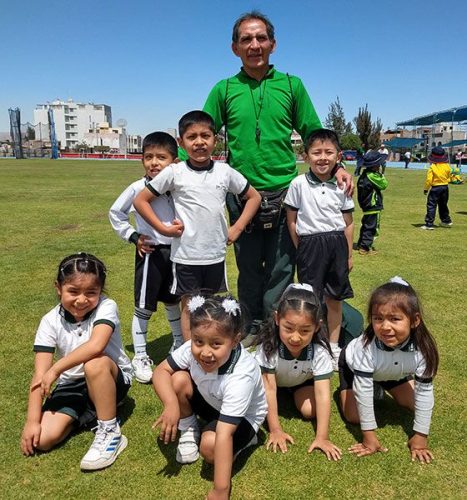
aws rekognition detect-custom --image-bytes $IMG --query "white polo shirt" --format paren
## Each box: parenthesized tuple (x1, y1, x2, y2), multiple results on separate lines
(147, 161, 249, 265)
(345, 336, 434, 434)
(168, 341, 267, 430)
(109, 177, 175, 246)
(284, 171, 354, 235)
(254, 342, 333, 387)
(34, 297, 133, 385)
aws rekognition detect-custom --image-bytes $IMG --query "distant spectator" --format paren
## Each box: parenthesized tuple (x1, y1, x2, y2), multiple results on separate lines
(378, 144, 389, 174)
(403, 151, 411, 169)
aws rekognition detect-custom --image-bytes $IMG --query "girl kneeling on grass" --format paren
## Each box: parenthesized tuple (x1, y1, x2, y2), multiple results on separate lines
(339, 277, 439, 463)
(254, 283, 342, 460)
(153, 295, 267, 500)
(21, 253, 133, 471)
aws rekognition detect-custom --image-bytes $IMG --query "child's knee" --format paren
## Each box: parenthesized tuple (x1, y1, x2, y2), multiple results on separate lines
(37, 421, 73, 451)
(199, 433, 215, 464)
(298, 401, 315, 420)
(83, 355, 112, 376)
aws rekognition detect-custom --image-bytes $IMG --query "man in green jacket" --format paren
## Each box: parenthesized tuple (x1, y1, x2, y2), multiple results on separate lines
(204, 11, 352, 344)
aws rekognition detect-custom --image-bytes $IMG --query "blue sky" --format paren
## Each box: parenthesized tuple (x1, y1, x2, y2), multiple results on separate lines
(1, 0, 466, 136)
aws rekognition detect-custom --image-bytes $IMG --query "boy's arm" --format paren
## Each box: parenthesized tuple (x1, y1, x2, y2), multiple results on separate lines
(366, 172, 388, 191)
(108, 184, 139, 242)
(285, 207, 299, 248)
(424, 167, 433, 193)
(208, 420, 237, 499)
(343, 211, 354, 271)
(152, 360, 180, 444)
(21, 352, 54, 455)
(35, 323, 114, 397)
(134, 188, 184, 238)
(227, 186, 261, 244)
(263, 372, 295, 453)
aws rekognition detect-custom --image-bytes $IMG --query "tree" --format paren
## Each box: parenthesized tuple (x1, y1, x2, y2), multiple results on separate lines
(324, 97, 352, 138)
(353, 104, 383, 150)
(340, 133, 362, 151)
(25, 126, 35, 141)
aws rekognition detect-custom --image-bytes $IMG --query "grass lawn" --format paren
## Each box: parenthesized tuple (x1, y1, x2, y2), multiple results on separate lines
(1, 159, 466, 499)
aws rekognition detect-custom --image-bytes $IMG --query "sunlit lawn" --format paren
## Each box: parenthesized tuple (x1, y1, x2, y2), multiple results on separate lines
(1, 159, 466, 499)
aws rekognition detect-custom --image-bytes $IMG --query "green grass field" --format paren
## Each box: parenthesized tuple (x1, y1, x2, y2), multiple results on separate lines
(1, 159, 466, 499)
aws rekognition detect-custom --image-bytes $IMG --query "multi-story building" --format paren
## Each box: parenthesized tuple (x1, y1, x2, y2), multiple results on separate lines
(34, 99, 112, 150)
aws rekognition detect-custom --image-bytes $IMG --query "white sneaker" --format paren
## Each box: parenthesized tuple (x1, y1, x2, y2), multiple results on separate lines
(176, 427, 200, 464)
(330, 344, 341, 372)
(440, 221, 453, 227)
(132, 355, 154, 384)
(420, 225, 434, 230)
(233, 434, 258, 461)
(80, 423, 127, 471)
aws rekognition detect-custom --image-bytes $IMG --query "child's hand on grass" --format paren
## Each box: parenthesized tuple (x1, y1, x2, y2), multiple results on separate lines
(266, 428, 295, 453)
(308, 437, 342, 461)
(349, 431, 388, 457)
(152, 407, 180, 444)
(21, 421, 42, 455)
(408, 433, 433, 463)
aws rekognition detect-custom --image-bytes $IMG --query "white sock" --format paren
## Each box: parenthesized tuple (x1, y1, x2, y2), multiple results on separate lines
(165, 303, 183, 346)
(132, 307, 152, 357)
(98, 417, 119, 432)
(178, 414, 198, 431)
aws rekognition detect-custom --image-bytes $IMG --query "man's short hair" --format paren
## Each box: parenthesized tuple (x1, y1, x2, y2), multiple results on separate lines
(232, 10, 275, 43)
(178, 110, 216, 138)
(142, 131, 178, 158)
(304, 129, 341, 152)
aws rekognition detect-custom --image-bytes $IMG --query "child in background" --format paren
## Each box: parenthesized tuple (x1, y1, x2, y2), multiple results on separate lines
(153, 295, 267, 500)
(21, 253, 132, 471)
(109, 132, 182, 384)
(421, 146, 453, 230)
(254, 284, 342, 460)
(339, 277, 439, 463)
(285, 129, 354, 370)
(134, 110, 261, 340)
(356, 151, 388, 254)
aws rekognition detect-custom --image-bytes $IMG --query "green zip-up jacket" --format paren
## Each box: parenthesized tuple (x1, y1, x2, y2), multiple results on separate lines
(357, 169, 388, 213)
(204, 66, 322, 191)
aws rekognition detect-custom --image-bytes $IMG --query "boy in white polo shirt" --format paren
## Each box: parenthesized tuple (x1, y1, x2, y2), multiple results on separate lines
(134, 110, 261, 340)
(285, 129, 354, 370)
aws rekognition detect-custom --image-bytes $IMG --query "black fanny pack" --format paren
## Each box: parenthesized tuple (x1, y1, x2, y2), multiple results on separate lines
(249, 188, 288, 230)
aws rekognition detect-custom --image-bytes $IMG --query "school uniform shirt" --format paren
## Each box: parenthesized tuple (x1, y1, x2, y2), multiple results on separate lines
(255, 341, 333, 387)
(284, 171, 354, 235)
(146, 160, 249, 265)
(33, 297, 133, 385)
(167, 341, 267, 431)
(109, 176, 174, 246)
(345, 336, 434, 435)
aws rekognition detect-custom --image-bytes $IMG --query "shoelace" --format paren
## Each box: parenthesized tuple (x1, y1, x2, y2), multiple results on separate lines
(90, 423, 120, 449)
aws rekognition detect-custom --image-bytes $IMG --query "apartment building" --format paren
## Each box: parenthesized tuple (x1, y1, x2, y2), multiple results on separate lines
(34, 99, 112, 149)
